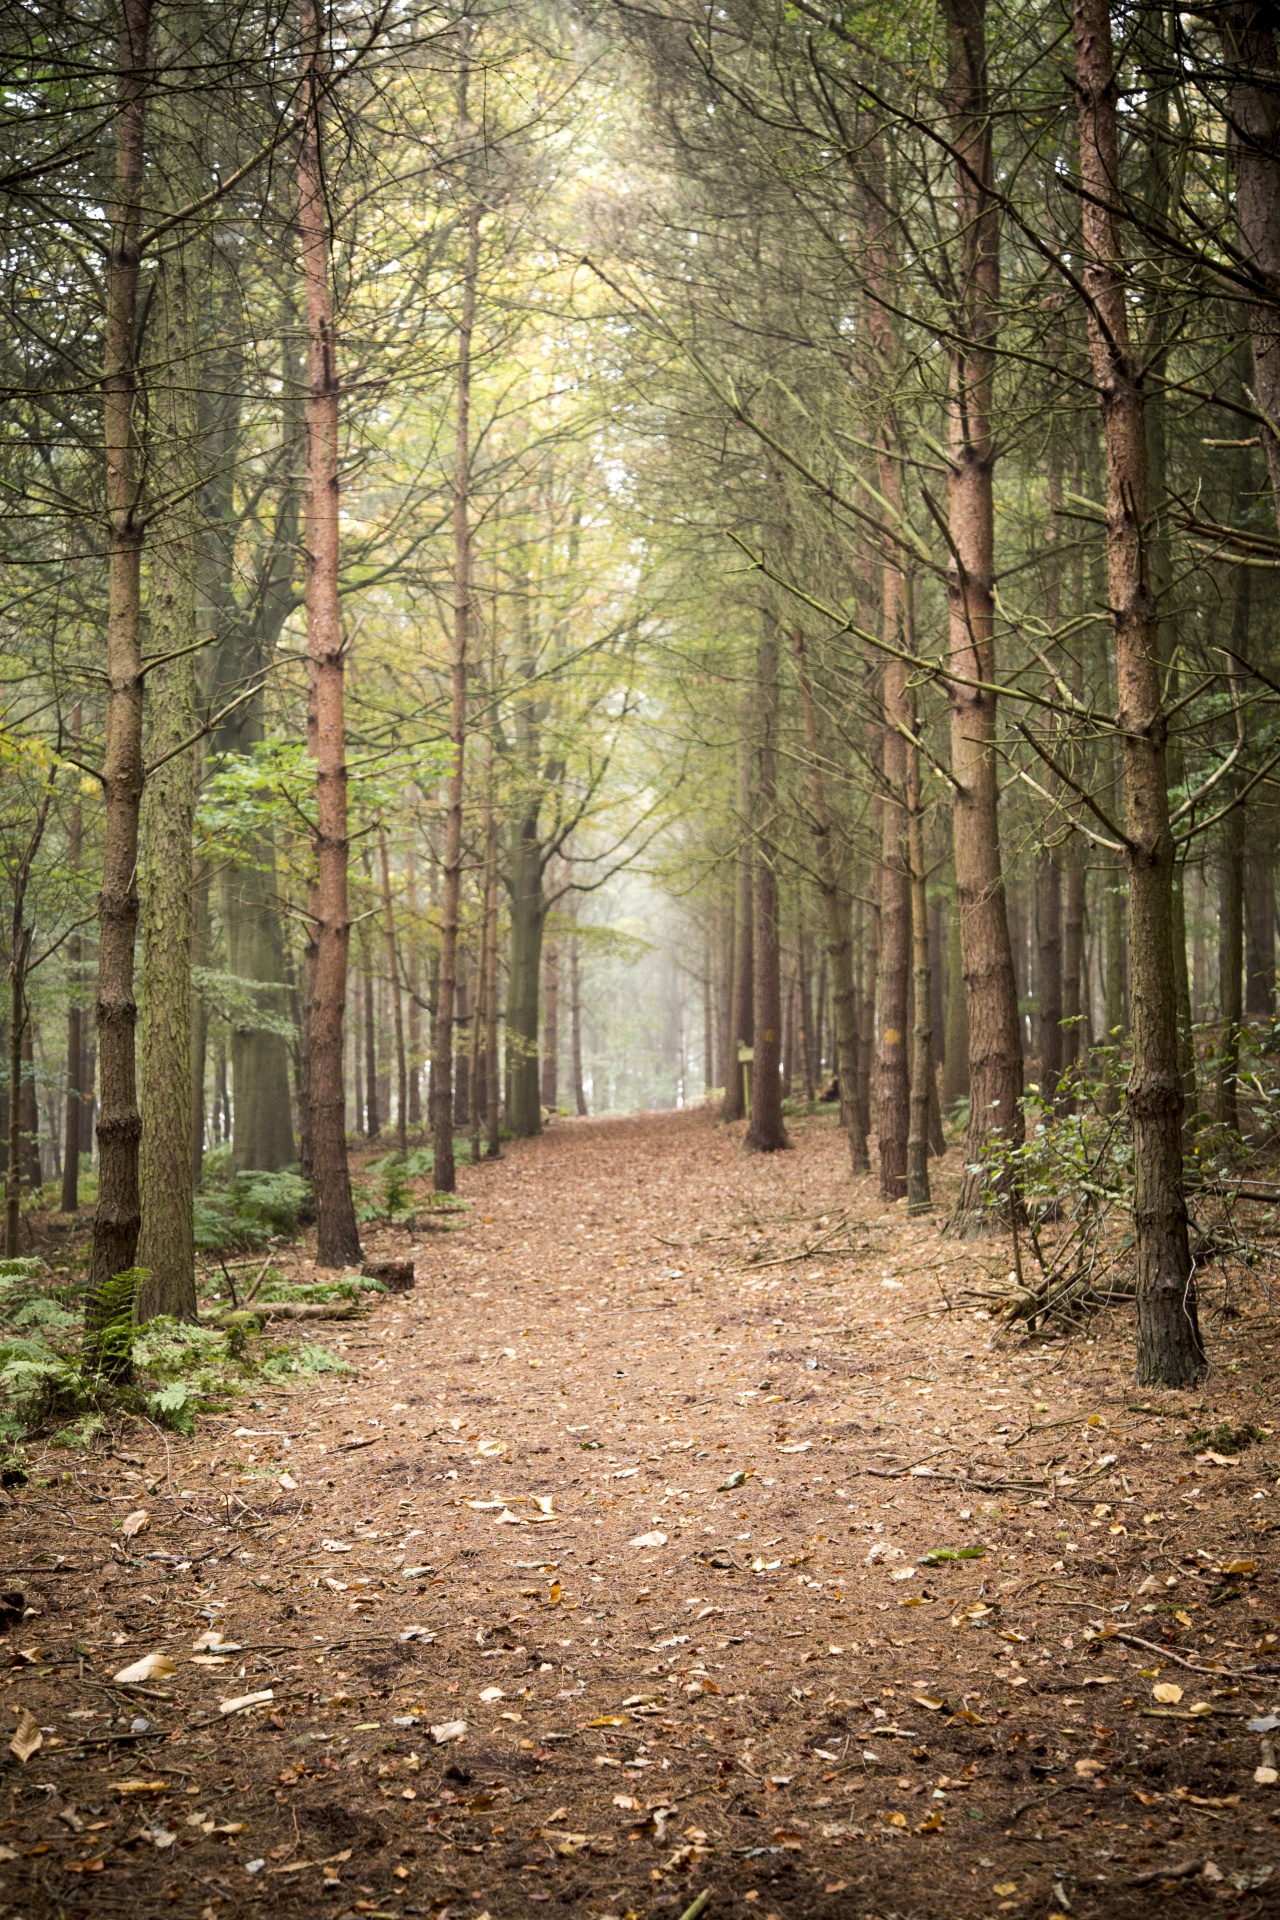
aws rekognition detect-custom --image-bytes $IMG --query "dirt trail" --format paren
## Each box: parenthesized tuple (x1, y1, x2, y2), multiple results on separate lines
(3, 1107, 1279, 1919)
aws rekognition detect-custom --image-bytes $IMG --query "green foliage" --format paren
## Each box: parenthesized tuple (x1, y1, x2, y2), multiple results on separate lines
(83, 1266, 142, 1381)
(261, 1342, 351, 1380)
(194, 1169, 312, 1252)
(146, 1380, 197, 1436)
(48, 1412, 106, 1449)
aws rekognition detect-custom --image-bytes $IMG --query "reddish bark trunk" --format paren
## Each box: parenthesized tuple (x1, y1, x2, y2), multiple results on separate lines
(1073, 0, 1204, 1384)
(939, 0, 1024, 1230)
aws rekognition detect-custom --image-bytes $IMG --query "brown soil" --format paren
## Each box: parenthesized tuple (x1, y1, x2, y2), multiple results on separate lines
(3, 1107, 1279, 1920)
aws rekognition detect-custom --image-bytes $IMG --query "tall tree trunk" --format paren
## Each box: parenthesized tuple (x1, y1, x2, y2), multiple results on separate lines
(136, 156, 198, 1325)
(405, 844, 422, 1126)
(1073, 0, 1204, 1384)
(569, 918, 587, 1118)
(746, 622, 788, 1153)
(877, 655, 911, 1201)
(1061, 836, 1086, 1087)
(1221, 4, 1280, 534)
(505, 811, 544, 1138)
(541, 925, 560, 1112)
(299, 0, 359, 1266)
(60, 704, 83, 1215)
(379, 829, 408, 1155)
(362, 941, 380, 1138)
(790, 623, 863, 1167)
(939, 0, 1024, 1230)
(6, 933, 30, 1256)
(906, 723, 933, 1212)
(431, 141, 480, 1191)
(483, 803, 502, 1152)
(857, 889, 877, 1154)
(190, 860, 209, 1185)
(1246, 838, 1275, 1017)
(1218, 793, 1245, 1133)
(86, 0, 152, 1340)
(942, 888, 969, 1113)
(722, 711, 755, 1122)
(19, 1028, 40, 1192)
(1037, 846, 1063, 1100)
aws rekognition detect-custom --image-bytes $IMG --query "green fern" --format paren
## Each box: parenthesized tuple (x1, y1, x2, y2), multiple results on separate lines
(82, 1267, 143, 1381)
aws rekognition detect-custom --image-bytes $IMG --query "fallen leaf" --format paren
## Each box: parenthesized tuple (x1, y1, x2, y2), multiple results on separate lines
(278, 1472, 298, 1491)
(1254, 1765, 1278, 1786)
(630, 1530, 667, 1548)
(1074, 1758, 1105, 1777)
(219, 1691, 273, 1716)
(1152, 1682, 1183, 1704)
(9, 1707, 41, 1763)
(717, 1470, 749, 1491)
(994, 1884, 1017, 1897)
(120, 1510, 150, 1539)
(882, 1811, 908, 1828)
(430, 1720, 468, 1745)
(398, 1626, 434, 1643)
(475, 1437, 507, 1458)
(192, 1632, 240, 1653)
(62, 1859, 105, 1873)
(320, 1538, 352, 1551)
(583, 1716, 626, 1728)
(776, 1441, 811, 1453)
(479, 1686, 505, 1703)
(1219, 1558, 1256, 1576)
(913, 1695, 945, 1711)
(112, 1654, 176, 1685)
(108, 1779, 168, 1795)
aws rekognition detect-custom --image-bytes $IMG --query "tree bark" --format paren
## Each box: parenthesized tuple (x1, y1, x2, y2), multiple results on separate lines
(505, 808, 545, 1138)
(722, 708, 755, 1122)
(1062, 835, 1086, 1083)
(541, 924, 560, 1112)
(906, 720, 933, 1212)
(431, 147, 480, 1190)
(379, 828, 408, 1155)
(1073, 0, 1204, 1384)
(362, 937, 380, 1138)
(790, 623, 863, 1167)
(298, 0, 360, 1266)
(136, 159, 199, 1325)
(877, 651, 911, 1201)
(939, 0, 1024, 1230)
(746, 621, 788, 1153)
(405, 844, 422, 1127)
(6, 932, 31, 1256)
(86, 0, 152, 1334)
(569, 907, 587, 1118)
(942, 887, 969, 1113)
(60, 705, 84, 1215)
(1218, 789, 1245, 1133)
(1037, 846, 1063, 1100)
(1221, 4, 1280, 533)
(1246, 837, 1275, 1017)
(483, 802, 502, 1152)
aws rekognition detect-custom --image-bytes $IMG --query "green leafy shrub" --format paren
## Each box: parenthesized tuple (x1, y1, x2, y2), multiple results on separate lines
(195, 1169, 312, 1251)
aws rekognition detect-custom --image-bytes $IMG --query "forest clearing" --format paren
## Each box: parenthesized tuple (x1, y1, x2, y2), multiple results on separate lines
(9, 0, 1280, 1913)
(2, 1107, 1279, 1920)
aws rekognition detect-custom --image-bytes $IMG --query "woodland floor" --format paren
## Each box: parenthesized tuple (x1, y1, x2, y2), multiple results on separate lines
(3, 1105, 1280, 1920)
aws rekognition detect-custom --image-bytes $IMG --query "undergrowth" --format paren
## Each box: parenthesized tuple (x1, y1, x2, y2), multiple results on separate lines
(0, 1255, 351, 1443)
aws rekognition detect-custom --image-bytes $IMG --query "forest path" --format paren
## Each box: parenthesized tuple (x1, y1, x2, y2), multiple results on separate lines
(5, 1107, 1279, 1919)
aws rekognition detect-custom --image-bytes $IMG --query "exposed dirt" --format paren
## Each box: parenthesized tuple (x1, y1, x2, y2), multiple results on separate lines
(3, 1107, 1279, 1920)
